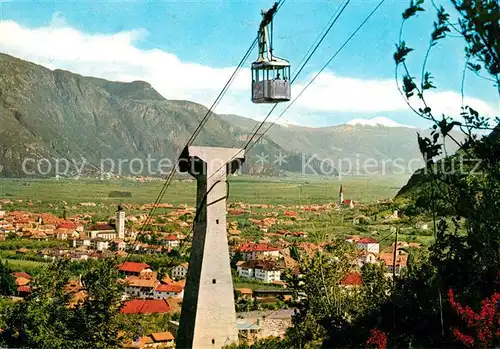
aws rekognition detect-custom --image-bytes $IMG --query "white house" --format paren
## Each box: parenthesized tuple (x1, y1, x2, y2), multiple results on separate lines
(111, 239, 127, 251)
(56, 230, 68, 240)
(55, 228, 77, 240)
(172, 263, 188, 279)
(237, 243, 281, 261)
(123, 271, 159, 299)
(357, 251, 378, 267)
(254, 266, 281, 283)
(237, 260, 282, 283)
(237, 263, 254, 279)
(90, 239, 109, 251)
(380, 252, 408, 275)
(73, 237, 108, 251)
(357, 237, 380, 254)
(154, 284, 184, 299)
(72, 238, 91, 248)
(124, 279, 158, 299)
(164, 235, 180, 248)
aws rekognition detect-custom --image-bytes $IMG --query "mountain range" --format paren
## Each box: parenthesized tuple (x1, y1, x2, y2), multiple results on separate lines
(0, 52, 457, 178)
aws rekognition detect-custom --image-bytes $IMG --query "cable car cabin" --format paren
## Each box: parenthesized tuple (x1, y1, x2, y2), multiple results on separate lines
(251, 2, 291, 104)
(251, 61, 291, 103)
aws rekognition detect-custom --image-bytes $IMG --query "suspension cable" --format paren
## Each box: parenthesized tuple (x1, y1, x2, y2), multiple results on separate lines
(134, 0, 288, 244)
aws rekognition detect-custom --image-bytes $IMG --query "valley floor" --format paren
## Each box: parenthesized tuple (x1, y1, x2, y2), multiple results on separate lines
(0, 174, 411, 208)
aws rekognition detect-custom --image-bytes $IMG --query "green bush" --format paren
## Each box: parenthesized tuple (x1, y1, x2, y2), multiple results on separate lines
(108, 191, 132, 198)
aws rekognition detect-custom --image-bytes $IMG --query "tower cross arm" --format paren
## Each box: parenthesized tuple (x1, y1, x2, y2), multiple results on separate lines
(259, 2, 279, 29)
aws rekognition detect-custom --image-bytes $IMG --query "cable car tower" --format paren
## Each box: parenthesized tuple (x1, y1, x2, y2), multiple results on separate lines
(251, 2, 291, 104)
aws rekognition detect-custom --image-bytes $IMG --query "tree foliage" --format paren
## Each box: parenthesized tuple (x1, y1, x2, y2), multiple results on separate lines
(0, 259, 135, 348)
(271, 2, 499, 347)
(395, 0, 500, 298)
(281, 240, 395, 348)
(223, 337, 287, 349)
(0, 261, 16, 297)
(384, 0, 500, 346)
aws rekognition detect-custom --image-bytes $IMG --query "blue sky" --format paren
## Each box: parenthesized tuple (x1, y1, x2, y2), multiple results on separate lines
(0, 0, 498, 129)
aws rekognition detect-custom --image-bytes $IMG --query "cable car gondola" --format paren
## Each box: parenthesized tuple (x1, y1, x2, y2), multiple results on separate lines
(251, 2, 291, 104)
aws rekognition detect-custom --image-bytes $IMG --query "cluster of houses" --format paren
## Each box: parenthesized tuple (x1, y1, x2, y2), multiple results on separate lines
(344, 235, 422, 280)
(232, 243, 284, 284)
(227, 233, 419, 290)
(11, 261, 187, 303)
(119, 262, 185, 300)
(10, 261, 182, 347)
(0, 205, 186, 258)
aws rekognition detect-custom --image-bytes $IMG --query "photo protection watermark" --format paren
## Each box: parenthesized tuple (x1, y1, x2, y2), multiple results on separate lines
(18, 152, 483, 179)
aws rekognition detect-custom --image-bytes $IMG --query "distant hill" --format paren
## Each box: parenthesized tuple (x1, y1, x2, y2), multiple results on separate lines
(0, 52, 459, 178)
(396, 125, 500, 200)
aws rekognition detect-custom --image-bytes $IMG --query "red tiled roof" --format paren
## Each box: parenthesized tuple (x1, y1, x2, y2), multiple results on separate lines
(120, 299, 170, 314)
(15, 277, 30, 286)
(227, 208, 249, 215)
(165, 235, 179, 241)
(88, 224, 115, 231)
(150, 331, 174, 342)
(240, 260, 280, 271)
(58, 221, 77, 229)
(379, 253, 408, 267)
(358, 237, 378, 244)
(155, 284, 183, 293)
(12, 272, 31, 279)
(172, 279, 186, 288)
(7, 211, 28, 217)
(17, 285, 31, 293)
(236, 288, 253, 295)
(119, 262, 151, 273)
(238, 243, 279, 253)
(341, 272, 362, 286)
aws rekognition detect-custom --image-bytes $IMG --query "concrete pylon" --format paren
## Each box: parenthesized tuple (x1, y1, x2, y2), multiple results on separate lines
(176, 146, 245, 349)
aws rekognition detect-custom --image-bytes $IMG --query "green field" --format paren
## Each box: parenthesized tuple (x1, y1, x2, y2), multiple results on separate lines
(3, 259, 47, 269)
(0, 174, 410, 210)
(234, 282, 283, 291)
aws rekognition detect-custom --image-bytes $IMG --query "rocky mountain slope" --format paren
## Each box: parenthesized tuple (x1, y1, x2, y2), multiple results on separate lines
(0, 52, 455, 177)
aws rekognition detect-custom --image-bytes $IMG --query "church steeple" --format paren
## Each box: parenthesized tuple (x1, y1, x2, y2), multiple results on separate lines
(338, 184, 344, 207)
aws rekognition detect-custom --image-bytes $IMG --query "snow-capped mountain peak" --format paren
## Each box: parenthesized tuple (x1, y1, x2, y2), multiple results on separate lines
(346, 117, 415, 128)
(276, 118, 301, 128)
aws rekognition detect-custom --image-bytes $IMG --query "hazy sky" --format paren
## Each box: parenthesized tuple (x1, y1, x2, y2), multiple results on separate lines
(0, 0, 498, 129)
